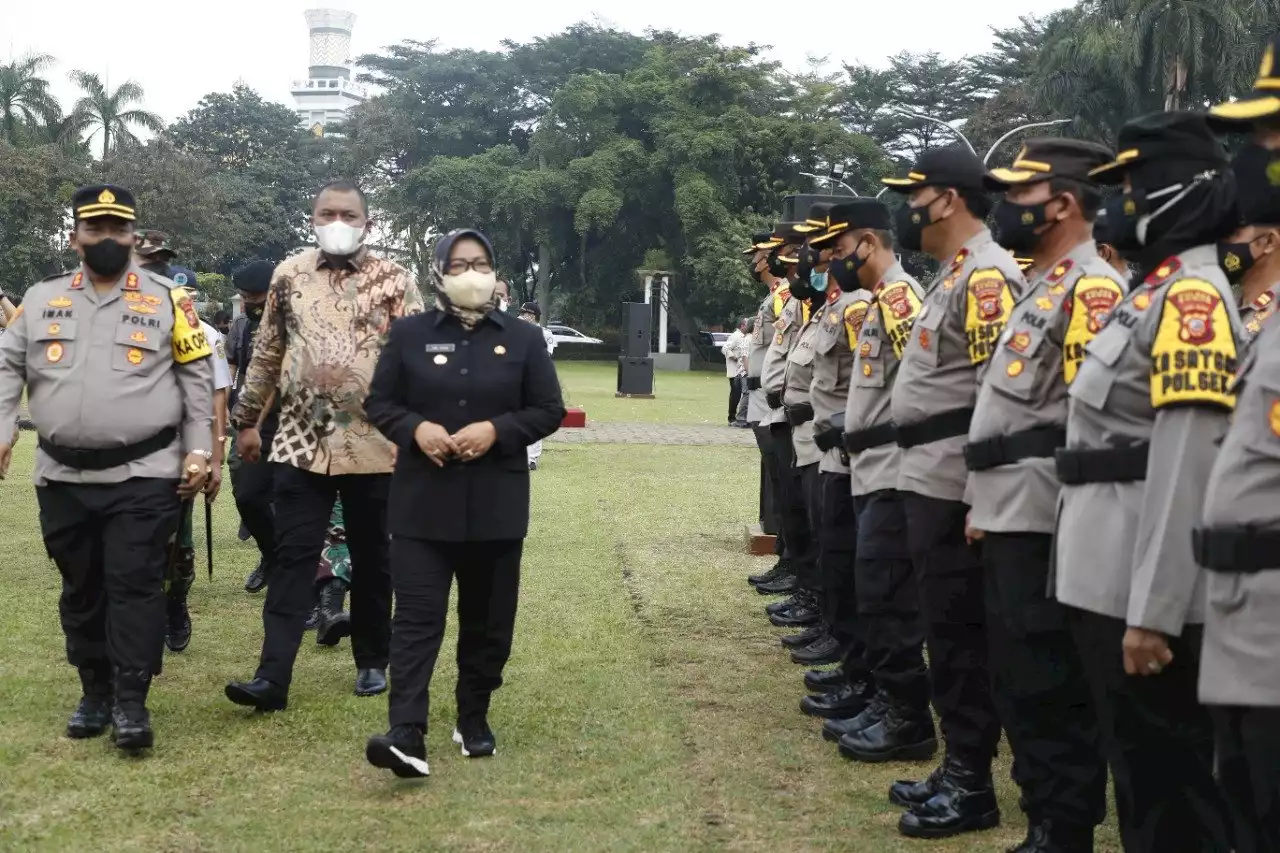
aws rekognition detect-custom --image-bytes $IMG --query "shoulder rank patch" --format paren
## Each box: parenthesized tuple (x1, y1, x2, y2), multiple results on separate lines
(1270, 400, 1280, 439)
(878, 282, 922, 359)
(70, 272, 83, 290)
(964, 267, 1013, 365)
(1047, 259, 1074, 283)
(1254, 291, 1275, 310)
(171, 287, 212, 364)
(844, 300, 869, 350)
(124, 273, 139, 291)
(1150, 278, 1237, 411)
(951, 248, 970, 270)
(1062, 276, 1124, 385)
(1145, 256, 1182, 286)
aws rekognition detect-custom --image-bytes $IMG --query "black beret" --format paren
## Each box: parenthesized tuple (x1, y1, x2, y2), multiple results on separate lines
(233, 260, 275, 294)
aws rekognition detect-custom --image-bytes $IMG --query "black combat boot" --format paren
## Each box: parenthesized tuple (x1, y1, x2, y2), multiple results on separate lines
(803, 666, 846, 693)
(838, 699, 938, 763)
(1007, 819, 1094, 853)
(316, 578, 351, 646)
(366, 724, 429, 778)
(790, 633, 842, 665)
(165, 547, 195, 653)
(748, 558, 789, 587)
(897, 755, 1000, 839)
(889, 754, 956, 807)
(111, 668, 154, 752)
(780, 624, 826, 648)
(453, 716, 497, 758)
(66, 663, 113, 739)
(800, 679, 873, 719)
(769, 598, 821, 628)
(823, 692, 888, 743)
(766, 589, 809, 616)
(755, 573, 798, 596)
(244, 558, 270, 593)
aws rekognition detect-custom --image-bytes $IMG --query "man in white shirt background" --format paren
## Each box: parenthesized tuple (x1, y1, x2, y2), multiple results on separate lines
(723, 317, 750, 427)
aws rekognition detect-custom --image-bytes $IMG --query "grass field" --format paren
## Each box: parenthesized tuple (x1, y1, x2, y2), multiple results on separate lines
(0, 362, 1120, 852)
(554, 360, 734, 425)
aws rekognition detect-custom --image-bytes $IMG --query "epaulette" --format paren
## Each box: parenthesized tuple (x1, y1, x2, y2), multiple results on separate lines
(950, 248, 970, 271)
(1144, 257, 1182, 287)
(1047, 259, 1074, 283)
(145, 270, 181, 289)
(1252, 290, 1275, 311)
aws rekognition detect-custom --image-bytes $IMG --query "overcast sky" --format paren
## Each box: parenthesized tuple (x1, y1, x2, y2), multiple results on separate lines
(9, 0, 1075, 125)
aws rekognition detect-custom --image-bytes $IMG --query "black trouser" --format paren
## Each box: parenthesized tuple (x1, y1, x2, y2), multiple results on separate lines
(229, 432, 276, 568)
(728, 378, 742, 423)
(902, 492, 999, 767)
(795, 461, 823, 598)
(852, 490, 928, 708)
(37, 478, 182, 678)
(255, 466, 392, 688)
(984, 533, 1105, 829)
(387, 537, 523, 729)
(820, 473, 864, 673)
(752, 424, 785, 548)
(1212, 705, 1280, 853)
(1068, 609, 1232, 853)
(770, 422, 815, 588)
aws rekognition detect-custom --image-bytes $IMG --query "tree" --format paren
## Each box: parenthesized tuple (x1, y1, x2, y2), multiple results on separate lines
(67, 71, 163, 159)
(0, 142, 89, 294)
(0, 54, 60, 145)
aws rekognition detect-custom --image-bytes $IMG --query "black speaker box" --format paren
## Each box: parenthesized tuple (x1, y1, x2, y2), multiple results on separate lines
(622, 301, 651, 358)
(617, 357, 654, 396)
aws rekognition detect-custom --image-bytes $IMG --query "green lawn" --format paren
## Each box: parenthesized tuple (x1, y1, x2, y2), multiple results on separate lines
(0, 390, 1121, 851)
(554, 361, 734, 425)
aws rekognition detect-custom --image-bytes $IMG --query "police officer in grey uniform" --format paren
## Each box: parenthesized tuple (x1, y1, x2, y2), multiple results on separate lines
(1055, 112, 1238, 853)
(1193, 52, 1280, 853)
(0, 185, 214, 752)
(825, 210, 935, 766)
(879, 146, 1025, 839)
(966, 140, 1124, 853)
(793, 202, 878, 719)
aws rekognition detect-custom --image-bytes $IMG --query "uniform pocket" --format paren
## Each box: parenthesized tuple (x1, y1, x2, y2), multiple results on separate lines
(31, 319, 78, 371)
(907, 302, 943, 367)
(111, 321, 164, 372)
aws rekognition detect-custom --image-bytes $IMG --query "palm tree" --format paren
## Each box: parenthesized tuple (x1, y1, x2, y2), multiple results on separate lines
(67, 70, 163, 159)
(0, 53, 60, 144)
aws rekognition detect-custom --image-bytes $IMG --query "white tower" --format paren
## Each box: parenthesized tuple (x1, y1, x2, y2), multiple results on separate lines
(290, 9, 367, 134)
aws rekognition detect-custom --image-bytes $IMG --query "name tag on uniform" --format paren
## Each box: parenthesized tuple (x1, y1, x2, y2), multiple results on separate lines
(424, 343, 456, 353)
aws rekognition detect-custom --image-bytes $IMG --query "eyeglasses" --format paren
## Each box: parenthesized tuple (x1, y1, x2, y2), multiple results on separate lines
(445, 258, 493, 275)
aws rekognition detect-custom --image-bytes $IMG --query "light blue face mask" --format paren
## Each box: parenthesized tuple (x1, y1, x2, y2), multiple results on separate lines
(811, 271, 828, 290)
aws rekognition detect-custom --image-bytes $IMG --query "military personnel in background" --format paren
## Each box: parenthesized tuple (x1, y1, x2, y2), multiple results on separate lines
(879, 146, 1024, 839)
(964, 140, 1123, 853)
(1092, 209, 1133, 279)
(134, 230, 179, 276)
(744, 230, 794, 591)
(791, 202, 877, 721)
(821, 210, 935, 766)
(0, 185, 213, 752)
(1194, 45, 1280, 853)
(1054, 112, 1239, 853)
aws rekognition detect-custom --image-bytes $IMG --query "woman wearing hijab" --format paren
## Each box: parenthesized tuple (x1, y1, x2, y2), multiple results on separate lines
(362, 229, 565, 778)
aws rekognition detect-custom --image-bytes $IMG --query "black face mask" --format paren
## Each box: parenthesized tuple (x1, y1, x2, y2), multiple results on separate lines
(140, 260, 169, 275)
(766, 250, 790, 279)
(81, 239, 133, 277)
(829, 242, 868, 293)
(894, 196, 939, 252)
(1232, 142, 1280, 190)
(789, 276, 818, 302)
(993, 199, 1052, 254)
(796, 243, 821, 282)
(245, 302, 266, 321)
(1217, 237, 1270, 285)
(1101, 191, 1146, 253)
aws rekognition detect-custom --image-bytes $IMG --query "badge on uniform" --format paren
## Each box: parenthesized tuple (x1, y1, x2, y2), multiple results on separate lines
(862, 362, 872, 377)
(424, 344, 455, 354)
(127, 348, 144, 365)
(47, 323, 61, 336)
(1270, 400, 1280, 438)
(129, 303, 157, 315)
(46, 342, 64, 363)
(48, 297, 72, 309)
(124, 273, 139, 291)
(1036, 297, 1054, 311)
(142, 294, 162, 306)
(130, 331, 148, 344)
(69, 272, 83, 290)
(1006, 359, 1025, 377)
(433, 354, 448, 365)
(1133, 292, 1152, 311)
(494, 345, 507, 355)
(123, 292, 141, 303)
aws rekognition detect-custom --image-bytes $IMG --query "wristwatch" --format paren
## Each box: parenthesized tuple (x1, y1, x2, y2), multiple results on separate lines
(191, 449, 213, 461)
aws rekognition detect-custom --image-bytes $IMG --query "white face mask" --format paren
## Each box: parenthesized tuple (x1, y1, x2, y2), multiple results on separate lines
(315, 221, 365, 256)
(498, 298, 510, 313)
(441, 269, 497, 309)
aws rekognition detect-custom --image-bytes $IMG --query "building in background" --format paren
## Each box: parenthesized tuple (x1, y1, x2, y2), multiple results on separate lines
(290, 9, 367, 135)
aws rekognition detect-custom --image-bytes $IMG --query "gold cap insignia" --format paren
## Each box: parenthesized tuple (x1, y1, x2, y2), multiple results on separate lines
(98, 189, 116, 205)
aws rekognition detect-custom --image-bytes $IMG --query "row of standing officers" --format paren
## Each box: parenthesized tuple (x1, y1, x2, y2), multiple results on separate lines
(741, 41, 1280, 853)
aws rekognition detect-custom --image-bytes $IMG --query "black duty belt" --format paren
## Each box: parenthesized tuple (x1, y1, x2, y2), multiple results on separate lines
(1054, 443, 1149, 485)
(766, 390, 784, 410)
(1193, 527, 1280, 574)
(746, 377, 762, 391)
(39, 426, 179, 471)
(845, 422, 898, 454)
(815, 419, 844, 452)
(785, 402, 815, 427)
(964, 425, 1067, 472)
(895, 407, 975, 450)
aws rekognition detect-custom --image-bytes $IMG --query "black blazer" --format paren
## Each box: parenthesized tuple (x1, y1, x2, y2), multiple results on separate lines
(365, 308, 565, 542)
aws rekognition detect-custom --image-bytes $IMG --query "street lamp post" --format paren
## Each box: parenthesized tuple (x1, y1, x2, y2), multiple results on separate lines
(800, 172, 860, 197)
(892, 107, 977, 155)
(982, 119, 1072, 165)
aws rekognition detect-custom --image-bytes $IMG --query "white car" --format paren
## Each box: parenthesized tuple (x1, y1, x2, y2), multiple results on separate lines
(547, 324, 604, 345)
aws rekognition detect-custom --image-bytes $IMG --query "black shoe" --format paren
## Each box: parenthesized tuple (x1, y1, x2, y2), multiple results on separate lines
(366, 724, 429, 778)
(790, 634, 842, 665)
(238, 521, 252, 542)
(803, 667, 846, 693)
(316, 579, 351, 647)
(765, 590, 807, 616)
(780, 624, 826, 648)
(355, 668, 387, 697)
(165, 591, 192, 653)
(897, 759, 1000, 840)
(800, 680, 872, 719)
(110, 668, 153, 752)
(756, 574, 798, 596)
(453, 718, 497, 758)
(822, 693, 889, 743)
(304, 603, 321, 631)
(769, 602, 821, 628)
(748, 559, 789, 587)
(66, 665, 113, 739)
(529, 461, 538, 471)
(889, 756, 954, 808)
(837, 703, 937, 763)
(1007, 819, 1094, 853)
(244, 559, 269, 593)
(225, 678, 288, 712)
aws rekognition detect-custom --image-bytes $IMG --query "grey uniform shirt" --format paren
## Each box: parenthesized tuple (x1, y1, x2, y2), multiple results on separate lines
(747, 286, 787, 424)
(812, 288, 872, 474)
(967, 242, 1127, 533)
(784, 300, 825, 468)
(761, 291, 808, 427)
(891, 228, 1025, 502)
(847, 263, 924, 496)
(0, 263, 214, 486)
(1241, 281, 1280, 340)
(1198, 318, 1280, 706)
(1055, 245, 1243, 635)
